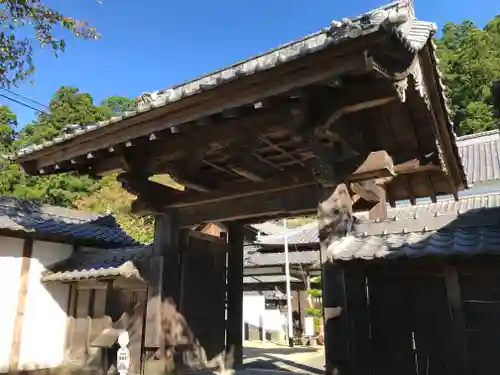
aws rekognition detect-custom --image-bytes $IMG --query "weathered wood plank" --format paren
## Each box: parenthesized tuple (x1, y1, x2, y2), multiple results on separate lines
(72, 288, 92, 364)
(64, 285, 78, 362)
(343, 265, 371, 375)
(129, 292, 147, 375)
(225, 222, 244, 370)
(444, 264, 468, 375)
(144, 214, 180, 350)
(9, 238, 34, 371)
(322, 262, 349, 375)
(367, 273, 416, 375)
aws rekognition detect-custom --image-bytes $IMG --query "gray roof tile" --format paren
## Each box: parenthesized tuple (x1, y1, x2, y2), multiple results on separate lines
(0, 196, 139, 247)
(42, 245, 151, 282)
(254, 191, 500, 262)
(245, 250, 319, 267)
(333, 226, 500, 260)
(457, 130, 500, 186)
(256, 192, 500, 247)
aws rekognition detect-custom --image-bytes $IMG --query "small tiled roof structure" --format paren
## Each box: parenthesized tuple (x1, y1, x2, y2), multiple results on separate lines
(253, 191, 500, 264)
(457, 130, 500, 186)
(0, 196, 138, 247)
(42, 245, 152, 282)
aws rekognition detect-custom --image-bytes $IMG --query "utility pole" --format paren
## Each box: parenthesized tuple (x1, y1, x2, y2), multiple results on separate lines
(283, 218, 294, 347)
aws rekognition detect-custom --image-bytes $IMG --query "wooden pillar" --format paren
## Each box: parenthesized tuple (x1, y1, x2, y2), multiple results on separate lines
(322, 262, 349, 375)
(10, 238, 33, 371)
(225, 222, 244, 369)
(444, 264, 468, 375)
(144, 214, 180, 351)
(73, 288, 92, 363)
(318, 183, 352, 375)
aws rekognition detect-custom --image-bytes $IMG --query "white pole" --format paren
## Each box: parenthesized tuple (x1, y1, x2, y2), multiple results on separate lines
(283, 218, 294, 347)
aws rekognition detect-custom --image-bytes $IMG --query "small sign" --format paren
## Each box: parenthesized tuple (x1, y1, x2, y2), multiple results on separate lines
(117, 347, 130, 374)
(117, 331, 130, 375)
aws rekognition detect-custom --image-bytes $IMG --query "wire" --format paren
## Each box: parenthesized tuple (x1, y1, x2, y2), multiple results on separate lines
(0, 87, 49, 110)
(0, 92, 50, 116)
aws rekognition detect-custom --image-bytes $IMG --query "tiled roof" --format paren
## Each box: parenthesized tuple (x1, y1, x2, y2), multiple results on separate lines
(42, 245, 151, 282)
(254, 191, 500, 262)
(0, 196, 139, 247)
(332, 211, 500, 260)
(245, 249, 319, 267)
(256, 192, 500, 247)
(457, 130, 500, 186)
(15, 1, 441, 159)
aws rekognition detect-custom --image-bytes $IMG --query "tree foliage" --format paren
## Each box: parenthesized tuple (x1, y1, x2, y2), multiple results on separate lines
(436, 16, 500, 135)
(74, 174, 156, 243)
(0, 0, 100, 88)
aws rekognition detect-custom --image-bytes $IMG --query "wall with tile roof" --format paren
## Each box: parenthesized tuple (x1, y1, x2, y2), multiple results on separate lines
(0, 196, 139, 247)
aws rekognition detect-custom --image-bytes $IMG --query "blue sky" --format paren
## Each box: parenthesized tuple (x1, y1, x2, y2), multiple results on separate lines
(2, 0, 499, 127)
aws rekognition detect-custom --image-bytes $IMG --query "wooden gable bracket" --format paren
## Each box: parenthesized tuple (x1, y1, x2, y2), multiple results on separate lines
(350, 179, 389, 220)
(289, 86, 396, 185)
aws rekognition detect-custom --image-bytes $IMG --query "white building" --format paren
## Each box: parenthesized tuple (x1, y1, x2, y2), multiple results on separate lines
(0, 196, 138, 373)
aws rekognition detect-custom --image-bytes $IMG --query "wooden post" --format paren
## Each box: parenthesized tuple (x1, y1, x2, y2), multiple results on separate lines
(10, 238, 34, 371)
(144, 214, 180, 351)
(225, 222, 244, 369)
(444, 263, 468, 375)
(322, 262, 349, 375)
(318, 184, 353, 375)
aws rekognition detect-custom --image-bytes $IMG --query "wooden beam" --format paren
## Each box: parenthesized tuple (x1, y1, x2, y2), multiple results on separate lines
(350, 180, 386, 203)
(174, 184, 321, 227)
(133, 151, 398, 212)
(225, 222, 245, 369)
(10, 238, 33, 371)
(350, 150, 394, 181)
(350, 180, 388, 220)
(135, 158, 440, 225)
(22, 50, 374, 171)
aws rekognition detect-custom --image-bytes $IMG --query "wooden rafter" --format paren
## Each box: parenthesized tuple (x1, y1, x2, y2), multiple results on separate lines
(22, 50, 375, 170)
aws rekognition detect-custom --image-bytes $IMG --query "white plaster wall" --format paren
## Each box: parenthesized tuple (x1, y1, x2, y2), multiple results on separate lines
(243, 294, 265, 328)
(18, 240, 73, 370)
(0, 236, 25, 372)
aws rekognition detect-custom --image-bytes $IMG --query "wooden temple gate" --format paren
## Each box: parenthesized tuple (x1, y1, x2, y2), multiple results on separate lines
(14, 2, 468, 374)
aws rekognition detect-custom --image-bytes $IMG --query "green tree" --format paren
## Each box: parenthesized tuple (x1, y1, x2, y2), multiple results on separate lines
(99, 96, 136, 118)
(0, 0, 100, 88)
(17, 86, 107, 147)
(0, 86, 105, 206)
(436, 17, 500, 135)
(0, 104, 17, 151)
